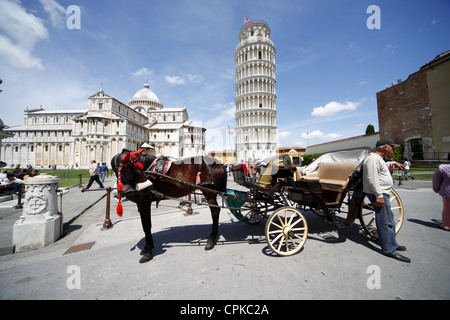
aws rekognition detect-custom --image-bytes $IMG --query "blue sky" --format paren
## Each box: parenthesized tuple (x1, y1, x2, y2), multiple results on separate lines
(1, 0, 449, 152)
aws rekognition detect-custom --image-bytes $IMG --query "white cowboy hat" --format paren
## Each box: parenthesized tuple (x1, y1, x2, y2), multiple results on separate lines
(141, 143, 154, 149)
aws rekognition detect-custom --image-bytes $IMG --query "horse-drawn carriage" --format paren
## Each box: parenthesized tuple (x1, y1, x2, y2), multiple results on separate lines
(227, 147, 404, 256)
(112, 147, 404, 262)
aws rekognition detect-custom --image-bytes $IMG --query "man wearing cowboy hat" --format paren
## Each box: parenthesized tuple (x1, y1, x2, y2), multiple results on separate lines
(362, 139, 410, 263)
(141, 142, 155, 156)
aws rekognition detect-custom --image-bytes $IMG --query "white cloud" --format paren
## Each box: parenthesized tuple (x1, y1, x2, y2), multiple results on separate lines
(187, 74, 204, 83)
(348, 43, 360, 52)
(311, 100, 361, 117)
(0, 0, 49, 49)
(164, 74, 204, 85)
(0, 0, 49, 69)
(383, 43, 397, 55)
(0, 35, 44, 70)
(38, 0, 65, 29)
(133, 67, 153, 78)
(165, 75, 185, 85)
(203, 102, 235, 152)
(301, 130, 342, 141)
(204, 102, 235, 128)
(279, 131, 291, 140)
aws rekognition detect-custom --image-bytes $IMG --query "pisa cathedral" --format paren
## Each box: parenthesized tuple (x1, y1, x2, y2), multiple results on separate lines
(1, 83, 206, 168)
(235, 20, 278, 163)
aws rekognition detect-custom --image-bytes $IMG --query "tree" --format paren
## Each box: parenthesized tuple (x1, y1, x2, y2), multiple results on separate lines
(365, 124, 375, 135)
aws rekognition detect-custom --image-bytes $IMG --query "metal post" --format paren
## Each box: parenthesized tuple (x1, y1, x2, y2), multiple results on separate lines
(186, 193, 193, 215)
(14, 185, 23, 209)
(102, 187, 113, 230)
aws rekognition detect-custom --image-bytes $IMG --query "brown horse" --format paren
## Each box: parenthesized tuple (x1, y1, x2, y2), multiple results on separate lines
(111, 149, 227, 263)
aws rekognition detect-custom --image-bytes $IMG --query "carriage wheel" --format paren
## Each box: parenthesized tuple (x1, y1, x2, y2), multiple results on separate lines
(359, 189, 404, 239)
(265, 207, 308, 256)
(238, 200, 273, 224)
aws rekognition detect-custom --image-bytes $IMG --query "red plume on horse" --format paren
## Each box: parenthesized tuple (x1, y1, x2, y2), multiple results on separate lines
(111, 148, 227, 263)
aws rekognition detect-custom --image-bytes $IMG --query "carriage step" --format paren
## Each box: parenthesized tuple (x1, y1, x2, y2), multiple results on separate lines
(325, 202, 339, 207)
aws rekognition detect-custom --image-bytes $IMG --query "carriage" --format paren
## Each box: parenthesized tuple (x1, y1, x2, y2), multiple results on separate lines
(225, 147, 405, 256)
(113, 147, 404, 262)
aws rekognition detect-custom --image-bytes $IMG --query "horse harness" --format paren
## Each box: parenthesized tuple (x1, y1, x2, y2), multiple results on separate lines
(145, 155, 214, 187)
(195, 156, 214, 187)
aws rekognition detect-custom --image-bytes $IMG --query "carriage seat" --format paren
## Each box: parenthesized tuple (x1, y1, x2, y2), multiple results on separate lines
(300, 162, 359, 192)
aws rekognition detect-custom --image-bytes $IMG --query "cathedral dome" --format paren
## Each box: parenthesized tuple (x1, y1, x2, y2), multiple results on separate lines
(129, 82, 163, 113)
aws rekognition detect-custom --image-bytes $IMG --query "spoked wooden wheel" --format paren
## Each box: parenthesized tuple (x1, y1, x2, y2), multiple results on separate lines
(238, 200, 273, 224)
(265, 207, 308, 256)
(359, 189, 404, 239)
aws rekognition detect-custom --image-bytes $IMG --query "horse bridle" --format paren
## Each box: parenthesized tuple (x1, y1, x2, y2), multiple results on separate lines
(114, 148, 146, 217)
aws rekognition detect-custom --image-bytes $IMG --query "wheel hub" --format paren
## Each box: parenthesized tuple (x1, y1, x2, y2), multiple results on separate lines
(283, 226, 294, 238)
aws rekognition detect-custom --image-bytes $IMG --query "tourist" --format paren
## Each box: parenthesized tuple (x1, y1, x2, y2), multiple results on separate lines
(432, 152, 450, 231)
(1, 172, 25, 193)
(85, 160, 105, 189)
(403, 158, 415, 180)
(99, 162, 109, 183)
(0, 170, 7, 181)
(23, 169, 39, 181)
(362, 139, 410, 262)
(249, 164, 257, 184)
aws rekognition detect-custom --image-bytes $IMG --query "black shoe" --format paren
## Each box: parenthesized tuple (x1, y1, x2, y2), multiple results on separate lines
(396, 245, 406, 251)
(385, 252, 411, 263)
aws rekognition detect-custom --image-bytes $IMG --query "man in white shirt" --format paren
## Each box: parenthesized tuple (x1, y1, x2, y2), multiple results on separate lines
(1, 172, 25, 193)
(1, 172, 24, 186)
(363, 139, 410, 263)
(85, 160, 105, 189)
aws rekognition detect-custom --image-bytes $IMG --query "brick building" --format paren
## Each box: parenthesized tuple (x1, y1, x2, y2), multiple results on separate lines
(376, 50, 450, 161)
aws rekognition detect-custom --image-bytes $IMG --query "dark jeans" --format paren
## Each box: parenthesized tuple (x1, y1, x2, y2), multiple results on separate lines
(366, 193, 399, 254)
(86, 175, 104, 189)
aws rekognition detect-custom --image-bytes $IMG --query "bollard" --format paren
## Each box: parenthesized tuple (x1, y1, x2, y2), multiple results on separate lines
(14, 185, 24, 209)
(397, 169, 403, 186)
(102, 187, 113, 230)
(186, 193, 193, 215)
(81, 186, 115, 230)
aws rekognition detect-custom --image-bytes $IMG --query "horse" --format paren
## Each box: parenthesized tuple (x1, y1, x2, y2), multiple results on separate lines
(111, 148, 227, 263)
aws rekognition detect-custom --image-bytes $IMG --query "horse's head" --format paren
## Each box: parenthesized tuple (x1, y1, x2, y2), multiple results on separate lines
(120, 148, 147, 181)
(111, 148, 154, 183)
(111, 148, 156, 216)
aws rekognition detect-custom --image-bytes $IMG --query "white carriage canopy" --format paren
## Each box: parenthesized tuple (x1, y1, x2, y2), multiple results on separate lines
(300, 147, 372, 175)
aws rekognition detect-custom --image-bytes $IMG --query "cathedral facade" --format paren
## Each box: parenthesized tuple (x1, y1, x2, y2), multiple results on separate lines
(1, 83, 206, 168)
(235, 20, 278, 162)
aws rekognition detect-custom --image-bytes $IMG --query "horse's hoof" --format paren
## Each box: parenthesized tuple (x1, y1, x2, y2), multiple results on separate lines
(139, 254, 153, 263)
(140, 249, 151, 256)
(205, 241, 215, 251)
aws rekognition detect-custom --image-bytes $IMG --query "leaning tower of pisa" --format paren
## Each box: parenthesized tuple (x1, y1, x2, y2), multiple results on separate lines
(235, 20, 277, 163)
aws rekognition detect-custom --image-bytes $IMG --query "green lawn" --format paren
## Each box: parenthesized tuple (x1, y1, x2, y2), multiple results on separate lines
(405, 173, 435, 181)
(37, 169, 91, 188)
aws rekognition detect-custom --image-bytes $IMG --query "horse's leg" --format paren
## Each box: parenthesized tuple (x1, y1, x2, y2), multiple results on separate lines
(137, 194, 154, 263)
(205, 197, 220, 251)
